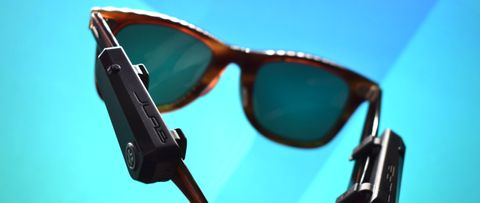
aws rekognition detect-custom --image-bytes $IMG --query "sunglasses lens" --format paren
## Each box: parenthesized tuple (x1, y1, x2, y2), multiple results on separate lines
(252, 62, 349, 143)
(115, 24, 213, 107)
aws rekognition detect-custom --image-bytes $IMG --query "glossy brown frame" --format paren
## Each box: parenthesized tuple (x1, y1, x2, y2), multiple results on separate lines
(91, 7, 382, 148)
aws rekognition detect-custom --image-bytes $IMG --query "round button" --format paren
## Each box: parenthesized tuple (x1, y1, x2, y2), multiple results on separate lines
(125, 142, 136, 170)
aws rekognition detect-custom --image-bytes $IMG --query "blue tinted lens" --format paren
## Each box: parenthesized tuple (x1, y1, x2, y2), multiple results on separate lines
(252, 62, 349, 142)
(115, 24, 213, 106)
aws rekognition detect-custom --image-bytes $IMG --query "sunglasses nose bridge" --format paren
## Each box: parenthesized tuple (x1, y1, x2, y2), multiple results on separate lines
(198, 53, 244, 97)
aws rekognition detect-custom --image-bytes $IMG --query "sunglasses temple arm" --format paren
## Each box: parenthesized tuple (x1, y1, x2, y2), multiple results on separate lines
(89, 12, 119, 49)
(172, 160, 208, 203)
(361, 90, 381, 140)
(347, 89, 382, 190)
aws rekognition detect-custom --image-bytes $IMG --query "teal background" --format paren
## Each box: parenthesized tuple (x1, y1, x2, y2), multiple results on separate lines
(0, 0, 479, 202)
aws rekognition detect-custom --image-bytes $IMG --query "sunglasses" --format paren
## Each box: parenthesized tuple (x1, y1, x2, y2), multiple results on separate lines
(92, 7, 381, 149)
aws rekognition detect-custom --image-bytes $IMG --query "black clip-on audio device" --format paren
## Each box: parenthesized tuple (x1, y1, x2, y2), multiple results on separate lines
(90, 12, 207, 203)
(90, 11, 406, 203)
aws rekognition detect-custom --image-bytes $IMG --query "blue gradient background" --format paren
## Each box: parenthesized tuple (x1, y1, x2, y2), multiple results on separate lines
(0, 0, 479, 202)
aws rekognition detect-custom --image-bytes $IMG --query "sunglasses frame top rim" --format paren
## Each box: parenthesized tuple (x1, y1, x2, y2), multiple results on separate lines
(90, 6, 381, 148)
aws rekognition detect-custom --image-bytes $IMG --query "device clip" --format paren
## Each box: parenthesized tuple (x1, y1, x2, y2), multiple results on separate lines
(350, 135, 382, 161)
(170, 128, 187, 160)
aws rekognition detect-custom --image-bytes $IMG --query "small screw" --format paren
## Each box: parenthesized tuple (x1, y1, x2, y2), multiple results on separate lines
(125, 142, 136, 170)
(107, 64, 121, 74)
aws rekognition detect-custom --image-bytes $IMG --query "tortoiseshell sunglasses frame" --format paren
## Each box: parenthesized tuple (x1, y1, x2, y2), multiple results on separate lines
(91, 7, 382, 148)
